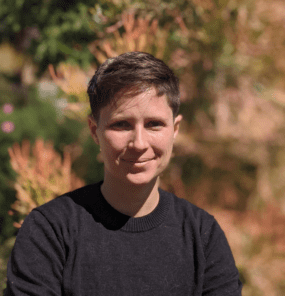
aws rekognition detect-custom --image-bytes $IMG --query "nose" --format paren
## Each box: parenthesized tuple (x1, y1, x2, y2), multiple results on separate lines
(128, 126, 149, 151)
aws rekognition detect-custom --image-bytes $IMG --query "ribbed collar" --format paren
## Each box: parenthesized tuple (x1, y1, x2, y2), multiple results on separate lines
(90, 181, 171, 233)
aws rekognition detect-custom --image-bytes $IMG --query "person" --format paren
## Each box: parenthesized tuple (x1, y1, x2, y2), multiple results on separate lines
(5, 52, 242, 295)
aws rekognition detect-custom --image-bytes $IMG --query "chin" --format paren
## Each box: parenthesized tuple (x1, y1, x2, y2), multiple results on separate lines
(124, 172, 159, 186)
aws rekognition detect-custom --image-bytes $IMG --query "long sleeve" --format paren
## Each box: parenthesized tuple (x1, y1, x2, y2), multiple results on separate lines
(201, 218, 242, 295)
(5, 210, 65, 296)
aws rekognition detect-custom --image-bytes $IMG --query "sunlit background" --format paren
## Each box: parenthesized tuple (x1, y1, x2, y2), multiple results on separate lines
(1, 1, 285, 295)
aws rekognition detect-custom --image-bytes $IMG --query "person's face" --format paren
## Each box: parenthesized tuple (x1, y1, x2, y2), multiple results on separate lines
(88, 87, 182, 186)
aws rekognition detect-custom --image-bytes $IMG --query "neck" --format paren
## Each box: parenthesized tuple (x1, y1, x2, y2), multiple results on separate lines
(101, 176, 160, 218)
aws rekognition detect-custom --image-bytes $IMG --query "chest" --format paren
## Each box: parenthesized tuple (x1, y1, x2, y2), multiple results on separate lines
(63, 224, 203, 295)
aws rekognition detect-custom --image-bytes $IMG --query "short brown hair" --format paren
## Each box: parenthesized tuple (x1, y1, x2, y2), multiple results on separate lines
(87, 52, 180, 122)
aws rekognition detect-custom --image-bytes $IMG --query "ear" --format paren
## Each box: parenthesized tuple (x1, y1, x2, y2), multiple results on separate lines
(88, 115, 100, 145)
(173, 114, 182, 139)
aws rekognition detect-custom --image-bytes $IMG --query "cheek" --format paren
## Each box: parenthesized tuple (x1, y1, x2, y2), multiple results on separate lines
(151, 132, 174, 155)
(102, 132, 128, 153)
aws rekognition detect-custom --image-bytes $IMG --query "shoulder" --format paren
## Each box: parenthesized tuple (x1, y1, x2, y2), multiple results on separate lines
(19, 182, 102, 238)
(35, 182, 101, 217)
(159, 188, 216, 227)
(159, 188, 224, 250)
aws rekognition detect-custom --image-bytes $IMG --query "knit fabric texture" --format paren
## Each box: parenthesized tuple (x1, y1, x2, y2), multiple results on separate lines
(5, 181, 242, 295)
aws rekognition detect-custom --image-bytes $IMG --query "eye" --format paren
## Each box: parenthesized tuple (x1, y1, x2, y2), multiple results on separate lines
(110, 121, 131, 130)
(146, 121, 165, 129)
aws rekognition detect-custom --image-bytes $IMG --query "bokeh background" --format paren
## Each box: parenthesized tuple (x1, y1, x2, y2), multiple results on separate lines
(1, 0, 285, 295)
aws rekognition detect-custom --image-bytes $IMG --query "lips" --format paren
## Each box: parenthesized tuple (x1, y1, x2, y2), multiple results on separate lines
(122, 158, 154, 163)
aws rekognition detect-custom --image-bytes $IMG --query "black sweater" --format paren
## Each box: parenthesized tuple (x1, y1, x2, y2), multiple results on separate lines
(5, 182, 242, 295)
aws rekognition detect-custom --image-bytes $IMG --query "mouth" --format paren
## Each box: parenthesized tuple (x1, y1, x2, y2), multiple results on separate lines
(122, 158, 154, 164)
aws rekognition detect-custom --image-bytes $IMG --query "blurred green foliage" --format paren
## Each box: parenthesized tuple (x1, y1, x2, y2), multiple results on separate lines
(0, 0, 128, 73)
(0, 237, 15, 292)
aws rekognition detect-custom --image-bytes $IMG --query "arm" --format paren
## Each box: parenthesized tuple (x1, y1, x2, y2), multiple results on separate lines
(5, 210, 65, 296)
(202, 219, 242, 296)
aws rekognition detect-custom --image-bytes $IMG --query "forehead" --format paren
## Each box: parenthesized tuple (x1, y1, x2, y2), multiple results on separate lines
(113, 87, 157, 109)
(99, 88, 173, 121)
